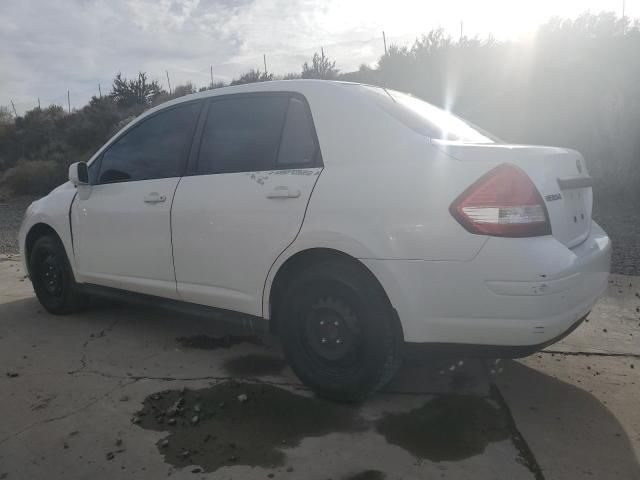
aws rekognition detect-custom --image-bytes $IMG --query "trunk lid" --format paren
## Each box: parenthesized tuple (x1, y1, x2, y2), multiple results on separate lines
(435, 141, 593, 248)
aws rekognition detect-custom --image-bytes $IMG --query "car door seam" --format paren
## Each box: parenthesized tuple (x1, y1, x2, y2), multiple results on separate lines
(68, 190, 78, 258)
(260, 166, 324, 318)
(169, 176, 183, 297)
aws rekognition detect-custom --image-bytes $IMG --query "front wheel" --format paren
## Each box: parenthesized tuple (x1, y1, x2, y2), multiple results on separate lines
(279, 259, 402, 402)
(29, 235, 88, 315)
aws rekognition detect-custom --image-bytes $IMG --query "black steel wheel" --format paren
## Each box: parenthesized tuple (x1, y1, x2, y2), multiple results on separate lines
(279, 258, 402, 402)
(29, 235, 88, 314)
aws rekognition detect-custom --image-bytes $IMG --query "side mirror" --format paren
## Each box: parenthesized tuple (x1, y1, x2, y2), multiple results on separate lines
(69, 162, 89, 186)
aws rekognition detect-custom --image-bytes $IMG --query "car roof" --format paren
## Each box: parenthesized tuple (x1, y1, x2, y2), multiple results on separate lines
(147, 79, 374, 114)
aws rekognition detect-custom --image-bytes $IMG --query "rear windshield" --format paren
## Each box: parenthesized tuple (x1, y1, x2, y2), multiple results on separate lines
(362, 85, 495, 143)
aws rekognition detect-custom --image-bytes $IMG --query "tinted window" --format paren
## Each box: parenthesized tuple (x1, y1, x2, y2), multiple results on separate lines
(88, 158, 101, 184)
(98, 102, 200, 183)
(197, 95, 288, 174)
(277, 97, 318, 166)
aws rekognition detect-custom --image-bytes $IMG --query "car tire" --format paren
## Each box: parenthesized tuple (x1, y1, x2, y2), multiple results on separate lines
(279, 259, 402, 402)
(29, 234, 89, 315)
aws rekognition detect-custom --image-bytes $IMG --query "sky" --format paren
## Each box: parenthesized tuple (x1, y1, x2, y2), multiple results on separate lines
(1, 0, 638, 114)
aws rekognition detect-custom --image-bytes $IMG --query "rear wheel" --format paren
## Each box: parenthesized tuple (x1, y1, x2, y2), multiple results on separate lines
(279, 259, 402, 402)
(29, 235, 88, 314)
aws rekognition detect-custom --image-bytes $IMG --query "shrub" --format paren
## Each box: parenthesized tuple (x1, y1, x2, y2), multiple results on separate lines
(1, 159, 67, 196)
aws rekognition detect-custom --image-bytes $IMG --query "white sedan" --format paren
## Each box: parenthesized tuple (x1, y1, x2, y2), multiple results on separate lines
(19, 80, 611, 401)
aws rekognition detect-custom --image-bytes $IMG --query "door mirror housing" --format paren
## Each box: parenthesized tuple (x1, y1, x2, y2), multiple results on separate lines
(69, 162, 89, 186)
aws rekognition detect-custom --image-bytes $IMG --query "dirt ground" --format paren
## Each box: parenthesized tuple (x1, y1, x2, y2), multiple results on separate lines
(0, 255, 639, 479)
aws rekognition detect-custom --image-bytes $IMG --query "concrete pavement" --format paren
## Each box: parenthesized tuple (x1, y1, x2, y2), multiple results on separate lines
(0, 255, 638, 479)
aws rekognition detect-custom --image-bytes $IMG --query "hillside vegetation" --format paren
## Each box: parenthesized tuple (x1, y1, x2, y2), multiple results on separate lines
(1, 12, 638, 199)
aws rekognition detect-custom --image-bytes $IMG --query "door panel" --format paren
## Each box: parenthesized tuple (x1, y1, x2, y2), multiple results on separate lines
(72, 178, 180, 298)
(171, 93, 323, 315)
(72, 101, 202, 297)
(172, 168, 321, 314)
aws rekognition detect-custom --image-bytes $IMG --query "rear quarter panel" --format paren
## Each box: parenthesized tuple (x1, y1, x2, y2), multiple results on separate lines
(294, 85, 489, 262)
(262, 85, 492, 317)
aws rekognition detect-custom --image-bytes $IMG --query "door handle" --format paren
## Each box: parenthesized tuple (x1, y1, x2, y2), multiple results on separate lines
(266, 186, 301, 199)
(144, 193, 166, 203)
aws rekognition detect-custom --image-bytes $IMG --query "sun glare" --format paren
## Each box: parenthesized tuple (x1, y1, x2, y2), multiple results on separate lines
(320, 0, 637, 44)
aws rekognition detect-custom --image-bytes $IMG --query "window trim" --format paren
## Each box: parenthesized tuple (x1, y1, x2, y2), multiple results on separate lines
(186, 91, 323, 177)
(94, 99, 205, 185)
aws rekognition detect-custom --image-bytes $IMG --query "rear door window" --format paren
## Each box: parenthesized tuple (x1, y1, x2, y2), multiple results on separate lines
(197, 95, 288, 174)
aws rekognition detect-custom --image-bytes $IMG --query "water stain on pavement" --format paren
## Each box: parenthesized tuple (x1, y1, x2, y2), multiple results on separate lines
(375, 395, 509, 462)
(223, 354, 287, 377)
(342, 470, 386, 480)
(175, 334, 261, 350)
(135, 382, 366, 472)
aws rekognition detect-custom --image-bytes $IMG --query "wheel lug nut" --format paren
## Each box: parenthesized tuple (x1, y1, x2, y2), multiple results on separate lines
(319, 321, 324, 326)
(334, 321, 339, 326)
(321, 337, 327, 343)
(336, 339, 342, 344)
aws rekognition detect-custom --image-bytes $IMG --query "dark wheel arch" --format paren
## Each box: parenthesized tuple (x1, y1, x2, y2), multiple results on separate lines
(25, 223, 62, 276)
(28, 231, 88, 314)
(275, 251, 404, 401)
(268, 248, 404, 340)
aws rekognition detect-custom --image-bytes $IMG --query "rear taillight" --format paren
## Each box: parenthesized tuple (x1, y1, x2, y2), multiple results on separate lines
(450, 164, 551, 237)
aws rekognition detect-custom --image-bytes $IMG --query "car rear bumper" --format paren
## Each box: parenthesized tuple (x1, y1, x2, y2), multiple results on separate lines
(403, 313, 588, 360)
(361, 221, 611, 347)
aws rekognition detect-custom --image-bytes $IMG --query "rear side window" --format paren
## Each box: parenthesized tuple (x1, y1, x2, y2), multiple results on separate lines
(197, 95, 288, 174)
(362, 85, 496, 143)
(277, 97, 319, 166)
(98, 102, 201, 183)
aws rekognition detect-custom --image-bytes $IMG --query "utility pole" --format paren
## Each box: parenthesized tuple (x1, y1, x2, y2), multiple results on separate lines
(166, 70, 172, 94)
(382, 31, 388, 55)
(460, 20, 464, 41)
(210, 65, 214, 88)
(38, 97, 41, 109)
(67, 90, 71, 113)
(263, 54, 268, 76)
(10, 100, 17, 117)
(98, 83, 102, 98)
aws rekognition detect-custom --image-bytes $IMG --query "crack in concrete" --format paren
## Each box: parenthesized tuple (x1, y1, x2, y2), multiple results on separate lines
(489, 383, 546, 480)
(480, 361, 545, 480)
(541, 349, 640, 359)
(67, 317, 122, 375)
(73, 368, 306, 389)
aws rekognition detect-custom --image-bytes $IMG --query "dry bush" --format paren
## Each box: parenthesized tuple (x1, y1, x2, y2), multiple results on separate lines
(1, 159, 67, 196)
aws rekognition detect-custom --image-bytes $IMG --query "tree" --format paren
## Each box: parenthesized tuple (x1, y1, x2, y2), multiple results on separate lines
(172, 82, 197, 98)
(302, 49, 339, 79)
(230, 69, 274, 85)
(0, 106, 12, 124)
(110, 72, 165, 107)
(199, 81, 226, 92)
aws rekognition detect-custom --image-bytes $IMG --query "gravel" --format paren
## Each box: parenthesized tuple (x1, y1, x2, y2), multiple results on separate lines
(593, 198, 640, 276)
(0, 195, 638, 276)
(0, 196, 37, 255)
